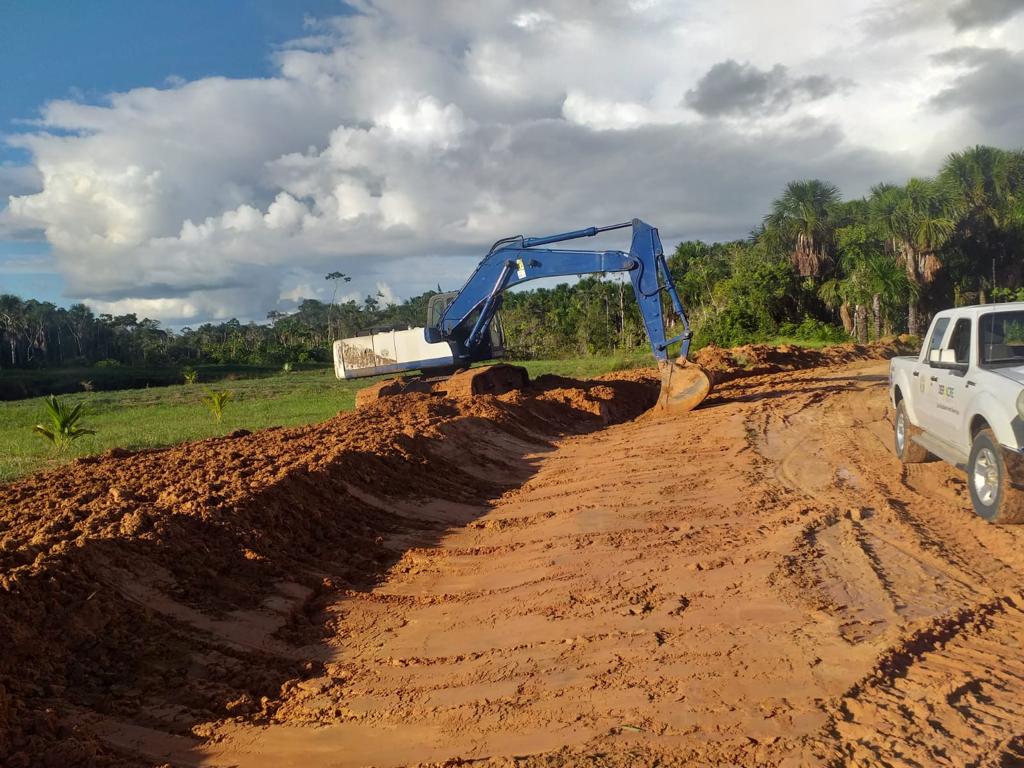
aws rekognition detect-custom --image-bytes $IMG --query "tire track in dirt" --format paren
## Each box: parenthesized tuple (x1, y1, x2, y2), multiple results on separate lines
(748, 362, 1024, 767)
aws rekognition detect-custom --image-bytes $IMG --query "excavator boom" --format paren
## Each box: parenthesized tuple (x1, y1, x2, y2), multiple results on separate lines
(333, 219, 710, 413)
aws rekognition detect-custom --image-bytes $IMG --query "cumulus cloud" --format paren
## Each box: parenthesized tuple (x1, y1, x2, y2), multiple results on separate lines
(948, 0, 1024, 30)
(2, 0, 1022, 324)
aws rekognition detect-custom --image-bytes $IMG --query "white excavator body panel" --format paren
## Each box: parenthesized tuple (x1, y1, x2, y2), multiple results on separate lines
(333, 327, 455, 379)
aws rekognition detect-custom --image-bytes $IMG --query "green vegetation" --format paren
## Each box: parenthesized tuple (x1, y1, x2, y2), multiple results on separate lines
(201, 390, 234, 423)
(32, 395, 96, 451)
(0, 363, 323, 400)
(0, 356, 651, 482)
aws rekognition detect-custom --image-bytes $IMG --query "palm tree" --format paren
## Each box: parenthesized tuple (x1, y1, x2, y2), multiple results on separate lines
(762, 180, 842, 277)
(869, 179, 956, 336)
(832, 221, 917, 342)
(940, 146, 1023, 300)
(818, 276, 856, 337)
(860, 252, 916, 339)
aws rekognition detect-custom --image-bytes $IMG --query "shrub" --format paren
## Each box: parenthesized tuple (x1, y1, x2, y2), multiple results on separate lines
(282, 361, 294, 373)
(80, 380, 95, 392)
(94, 359, 122, 368)
(182, 366, 199, 384)
(33, 395, 96, 451)
(777, 317, 849, 344)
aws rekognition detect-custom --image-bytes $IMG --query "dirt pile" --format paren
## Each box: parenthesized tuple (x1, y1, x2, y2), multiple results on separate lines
(694, 337, 916, 383)
(0, 372, 658, 766)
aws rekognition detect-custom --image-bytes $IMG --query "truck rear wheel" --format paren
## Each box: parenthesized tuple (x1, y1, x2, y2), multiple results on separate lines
(894, 400, 928, 463)
(968, 429, 1024, 524)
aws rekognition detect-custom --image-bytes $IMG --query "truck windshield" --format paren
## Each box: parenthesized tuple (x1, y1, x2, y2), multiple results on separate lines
(979, 311, 1024, 367)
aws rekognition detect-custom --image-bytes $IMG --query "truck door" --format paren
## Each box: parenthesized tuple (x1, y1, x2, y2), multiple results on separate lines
(929, 317, 972, 449)
(916, 316, 951, 434)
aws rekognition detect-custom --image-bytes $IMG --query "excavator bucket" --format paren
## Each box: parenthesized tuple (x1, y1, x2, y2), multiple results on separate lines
(656, 357, 712, 414)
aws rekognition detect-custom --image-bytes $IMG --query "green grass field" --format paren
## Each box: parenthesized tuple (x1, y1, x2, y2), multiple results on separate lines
(0, 354, 652, 483)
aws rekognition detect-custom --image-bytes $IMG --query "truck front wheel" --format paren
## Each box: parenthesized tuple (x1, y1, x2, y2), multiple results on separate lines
(894, 401, 928, 463)
(968, 429, 1024, 524)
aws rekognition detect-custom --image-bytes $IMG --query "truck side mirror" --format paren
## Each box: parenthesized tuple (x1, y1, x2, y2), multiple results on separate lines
(940, 348, 957, 364)
(928, 349, 941, 363)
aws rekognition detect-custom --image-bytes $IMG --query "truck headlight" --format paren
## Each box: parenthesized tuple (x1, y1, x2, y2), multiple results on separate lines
(1017, 390, 1024, 421)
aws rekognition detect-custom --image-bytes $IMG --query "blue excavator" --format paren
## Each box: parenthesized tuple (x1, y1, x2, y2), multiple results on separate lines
(333, 219, 712, 413)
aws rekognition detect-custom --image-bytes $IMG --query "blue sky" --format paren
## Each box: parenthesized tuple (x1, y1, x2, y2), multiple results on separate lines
(0, 0, 347, 304)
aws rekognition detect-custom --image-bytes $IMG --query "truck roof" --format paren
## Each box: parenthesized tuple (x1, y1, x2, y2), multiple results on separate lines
(933, 302, 1024, 319)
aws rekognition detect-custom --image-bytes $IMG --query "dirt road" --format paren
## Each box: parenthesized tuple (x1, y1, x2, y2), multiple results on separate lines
(5, 352, 1024, 766)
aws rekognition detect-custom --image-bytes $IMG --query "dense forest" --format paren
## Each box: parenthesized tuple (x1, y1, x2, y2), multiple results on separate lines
(2, 144, 1022, 371)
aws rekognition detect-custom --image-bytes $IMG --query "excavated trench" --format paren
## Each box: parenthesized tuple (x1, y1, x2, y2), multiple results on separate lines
(6, 340, 1024, 767)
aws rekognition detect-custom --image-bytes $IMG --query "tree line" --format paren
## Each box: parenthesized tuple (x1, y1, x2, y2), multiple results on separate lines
(0, 293, 433, 369)
(2, 144, 1022, 371)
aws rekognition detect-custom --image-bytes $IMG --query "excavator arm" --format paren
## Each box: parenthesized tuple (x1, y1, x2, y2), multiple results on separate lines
(429, 219, 693, 365)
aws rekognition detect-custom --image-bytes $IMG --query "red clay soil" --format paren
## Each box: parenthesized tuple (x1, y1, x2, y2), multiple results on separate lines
(0, 373, 657, 766)
(7, 338, 1024, 767)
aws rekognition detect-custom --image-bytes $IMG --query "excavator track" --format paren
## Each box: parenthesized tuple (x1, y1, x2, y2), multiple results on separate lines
(355, 364, 529, 408)
(357, 361, 711, 414)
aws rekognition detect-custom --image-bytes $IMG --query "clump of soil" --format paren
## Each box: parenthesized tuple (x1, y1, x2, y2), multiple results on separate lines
(0, 371, 657, 767)
(694, 338, 915, 383)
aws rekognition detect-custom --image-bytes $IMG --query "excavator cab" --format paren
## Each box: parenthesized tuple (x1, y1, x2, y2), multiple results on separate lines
(426, 291, 505, 361)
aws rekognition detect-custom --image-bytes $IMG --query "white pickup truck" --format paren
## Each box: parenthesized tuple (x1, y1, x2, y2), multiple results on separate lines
(890, 303, 1024, 523)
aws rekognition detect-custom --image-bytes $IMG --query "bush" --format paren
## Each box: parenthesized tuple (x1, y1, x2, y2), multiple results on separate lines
(692, 306, 766, 349)
(93, 359, 122, 368)
(777, 317, 849, 344)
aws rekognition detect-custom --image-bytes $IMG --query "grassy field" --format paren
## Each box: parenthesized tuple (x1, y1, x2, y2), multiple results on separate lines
(0, 354, 652, 483)
(0, 363, 326, 400)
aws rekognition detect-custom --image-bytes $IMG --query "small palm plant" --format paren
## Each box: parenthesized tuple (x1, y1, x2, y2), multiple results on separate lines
(182, 366, 199, 384)
(282, 361, 293, 373)
(202, 389, 233, 423)
(33, 395, 96, 451)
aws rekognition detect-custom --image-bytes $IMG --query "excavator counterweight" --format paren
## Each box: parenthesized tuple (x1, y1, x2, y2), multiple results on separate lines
(334, 219, 711, 413)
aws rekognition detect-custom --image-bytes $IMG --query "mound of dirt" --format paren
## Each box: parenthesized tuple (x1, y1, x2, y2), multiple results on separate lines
(0, 372, 658, 767)
(693, 337, 916, 383)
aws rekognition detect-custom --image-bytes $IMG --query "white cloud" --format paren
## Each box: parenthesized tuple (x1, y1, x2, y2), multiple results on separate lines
(375, 281, 398, 306)
(2, 0, 1022, 324)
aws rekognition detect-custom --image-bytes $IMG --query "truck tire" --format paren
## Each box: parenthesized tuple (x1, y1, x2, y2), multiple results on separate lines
(894, 400, 929, 463)
(967, 429, 1024, 524)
